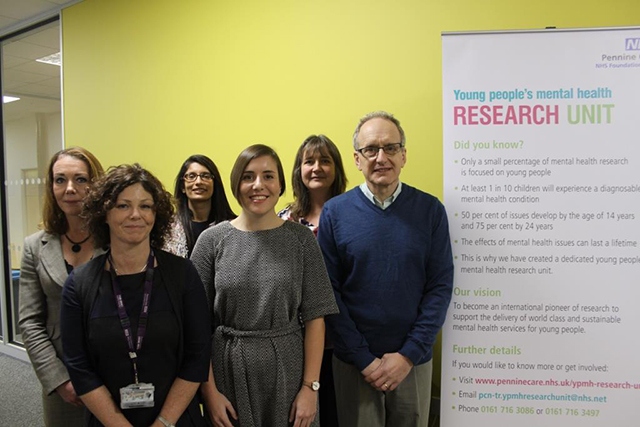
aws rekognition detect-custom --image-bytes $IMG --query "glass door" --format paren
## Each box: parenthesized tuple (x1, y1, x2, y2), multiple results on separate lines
(1, 19, 62, 345)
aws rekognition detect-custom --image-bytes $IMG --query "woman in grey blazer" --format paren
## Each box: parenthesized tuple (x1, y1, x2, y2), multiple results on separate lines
(19, 147, 104, 427)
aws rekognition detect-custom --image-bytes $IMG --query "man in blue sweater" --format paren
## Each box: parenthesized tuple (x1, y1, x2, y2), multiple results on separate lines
(317, 111, 454, 427)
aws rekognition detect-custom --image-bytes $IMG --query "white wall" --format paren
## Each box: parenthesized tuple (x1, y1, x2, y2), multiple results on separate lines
(4, 111, 62, 269)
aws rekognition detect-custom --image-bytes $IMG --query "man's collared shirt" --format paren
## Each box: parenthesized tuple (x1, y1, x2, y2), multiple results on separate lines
(359, 182, 403, 210)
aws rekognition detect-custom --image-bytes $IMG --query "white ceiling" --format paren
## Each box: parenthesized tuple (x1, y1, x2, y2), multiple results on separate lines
(0, 0, 73, 36)
(1, 0, 82, 122)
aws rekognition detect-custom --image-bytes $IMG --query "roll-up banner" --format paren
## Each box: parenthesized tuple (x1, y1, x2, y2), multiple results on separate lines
(442, 27, 640, 427)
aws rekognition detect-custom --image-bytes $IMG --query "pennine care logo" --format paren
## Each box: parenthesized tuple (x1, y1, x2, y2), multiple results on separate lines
(624, 38, 640, 50)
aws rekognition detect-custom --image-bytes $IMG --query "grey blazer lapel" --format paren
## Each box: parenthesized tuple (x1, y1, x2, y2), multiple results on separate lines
(39, 233, 68, 288)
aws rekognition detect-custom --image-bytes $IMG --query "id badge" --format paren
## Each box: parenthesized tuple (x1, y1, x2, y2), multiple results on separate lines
(120, 382, 155, 409)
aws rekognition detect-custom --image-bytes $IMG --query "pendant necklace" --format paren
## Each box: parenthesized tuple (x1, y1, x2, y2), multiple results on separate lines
(65, 234, 90, 253)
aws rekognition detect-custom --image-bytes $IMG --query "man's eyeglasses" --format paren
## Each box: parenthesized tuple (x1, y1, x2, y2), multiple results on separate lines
(355, 143, 404, 159)
(183, 172, 214, 182)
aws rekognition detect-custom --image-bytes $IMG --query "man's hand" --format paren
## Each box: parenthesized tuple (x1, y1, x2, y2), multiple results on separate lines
(363, 353, 413, 392)
(56, 381, 83, 406)
(360, 357, 383, 377)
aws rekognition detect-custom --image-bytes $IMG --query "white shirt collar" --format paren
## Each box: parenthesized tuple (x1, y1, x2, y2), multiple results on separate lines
(359, 182, 403, 210)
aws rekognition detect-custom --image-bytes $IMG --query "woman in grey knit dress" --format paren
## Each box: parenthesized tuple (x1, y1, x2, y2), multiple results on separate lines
(191, 144, 338, 427)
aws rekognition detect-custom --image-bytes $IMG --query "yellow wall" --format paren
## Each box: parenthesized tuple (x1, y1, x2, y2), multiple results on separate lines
(60, 0, 640, 397)
(62, 0, 640, 207)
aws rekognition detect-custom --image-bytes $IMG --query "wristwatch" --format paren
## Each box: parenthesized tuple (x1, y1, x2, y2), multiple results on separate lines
(303, 380, 320, 391)
(157, 415, 175, 427)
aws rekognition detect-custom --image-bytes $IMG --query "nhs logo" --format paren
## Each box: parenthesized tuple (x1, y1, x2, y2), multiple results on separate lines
(625, 38, 640, 50)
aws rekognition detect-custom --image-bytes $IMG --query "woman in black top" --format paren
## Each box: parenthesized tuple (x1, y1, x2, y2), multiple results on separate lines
(61, 164, 211, 427)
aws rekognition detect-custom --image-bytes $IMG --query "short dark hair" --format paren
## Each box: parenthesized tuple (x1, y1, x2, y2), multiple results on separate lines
(230, 144, 286, 203)
(43, 147, 104, 235)
(173, 155, 236, 250)
(352, 111, 406, 150)
(289, 134, 347, 220)
(83, 163, 174, 249)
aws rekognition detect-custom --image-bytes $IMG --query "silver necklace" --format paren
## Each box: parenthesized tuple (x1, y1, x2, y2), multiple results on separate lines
(109, 255, 147, 275)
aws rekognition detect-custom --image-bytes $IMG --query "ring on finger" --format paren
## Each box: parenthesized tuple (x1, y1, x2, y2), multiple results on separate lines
(383, 382, 389, 389)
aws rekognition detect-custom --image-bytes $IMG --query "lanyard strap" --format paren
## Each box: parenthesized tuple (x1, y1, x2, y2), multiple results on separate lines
(109, 249, 155, 384)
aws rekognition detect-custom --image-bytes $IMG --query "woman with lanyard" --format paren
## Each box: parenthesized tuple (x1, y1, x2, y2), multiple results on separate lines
(61, 164, 211, 427)
(19, 147, 103, 426)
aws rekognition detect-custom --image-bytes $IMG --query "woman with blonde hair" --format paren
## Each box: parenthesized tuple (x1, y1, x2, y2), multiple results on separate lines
(19, 147, 104, 426)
